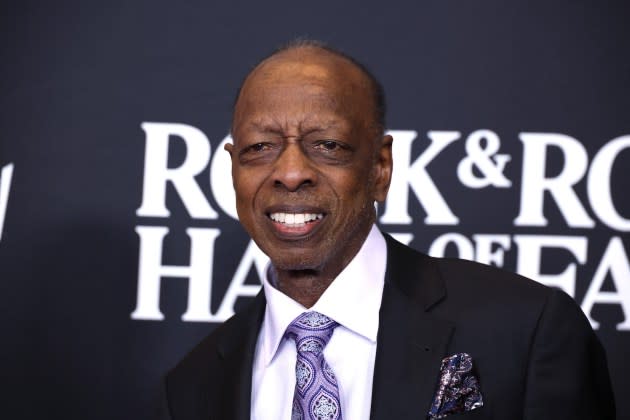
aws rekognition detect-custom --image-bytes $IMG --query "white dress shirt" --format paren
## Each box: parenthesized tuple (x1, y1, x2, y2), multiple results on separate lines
(251, 225, 387, 420)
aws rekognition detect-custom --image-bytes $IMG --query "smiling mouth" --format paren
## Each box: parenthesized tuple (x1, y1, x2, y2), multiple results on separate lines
(268, 212, 324, 226)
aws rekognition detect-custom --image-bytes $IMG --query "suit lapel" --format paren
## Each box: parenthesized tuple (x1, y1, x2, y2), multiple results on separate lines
(212, 291, 266, 420)
(370, 234, 454, 420)
(205, 234, 452, 420)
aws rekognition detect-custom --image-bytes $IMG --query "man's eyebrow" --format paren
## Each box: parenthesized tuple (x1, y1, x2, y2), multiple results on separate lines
(248, 120, 284, 134)
(299, 120, 341, 133)
(246, 119, 343, 135)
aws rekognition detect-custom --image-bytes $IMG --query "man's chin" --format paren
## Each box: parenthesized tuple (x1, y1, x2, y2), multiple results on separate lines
(269, 258, 321, 272)
(265, 250, 324, 272)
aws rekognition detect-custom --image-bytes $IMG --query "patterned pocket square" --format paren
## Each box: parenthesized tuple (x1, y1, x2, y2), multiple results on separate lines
(427, 353, 483, 419)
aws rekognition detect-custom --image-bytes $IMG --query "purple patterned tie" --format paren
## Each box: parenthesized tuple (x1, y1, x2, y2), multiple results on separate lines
(285, 311, 342, 420)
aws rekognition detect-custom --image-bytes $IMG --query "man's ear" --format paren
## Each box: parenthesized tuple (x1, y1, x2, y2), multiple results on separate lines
(373, 134, 393, 202)
(224, 142, 234, 157)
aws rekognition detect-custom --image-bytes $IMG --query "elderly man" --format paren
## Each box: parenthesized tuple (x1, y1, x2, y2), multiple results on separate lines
(160, 41, 615, 420)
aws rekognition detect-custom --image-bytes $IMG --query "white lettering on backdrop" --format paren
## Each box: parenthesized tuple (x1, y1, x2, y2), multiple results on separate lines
(132, 123, 630, 330)
(0, 163, 14, 243)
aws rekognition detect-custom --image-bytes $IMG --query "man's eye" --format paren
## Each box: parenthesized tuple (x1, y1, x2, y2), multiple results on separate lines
(314, 140, 341, 151)
(241, 142, 274, 155)
(238, 142, 278, 163)
(250, 143, 271, 152)
(310, 140, 352, 164)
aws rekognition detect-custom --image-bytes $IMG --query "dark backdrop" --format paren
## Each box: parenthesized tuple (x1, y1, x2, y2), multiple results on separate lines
(1, 1, 629, 418)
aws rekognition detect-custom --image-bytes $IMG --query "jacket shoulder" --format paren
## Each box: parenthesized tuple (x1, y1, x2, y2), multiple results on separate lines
(436, 256, 550, 301)
(383, 232, 553, 309)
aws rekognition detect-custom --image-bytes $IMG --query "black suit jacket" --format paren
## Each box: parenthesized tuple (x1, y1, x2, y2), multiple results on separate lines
(160, 234, 615, 419)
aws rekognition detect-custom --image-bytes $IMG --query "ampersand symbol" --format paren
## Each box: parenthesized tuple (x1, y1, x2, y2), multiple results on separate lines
(457, 130, 512, 188)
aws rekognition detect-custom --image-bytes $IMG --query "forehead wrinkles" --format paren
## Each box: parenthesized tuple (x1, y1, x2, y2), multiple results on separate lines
(234, 84, 347, 138)
(244, 115, 346, 138)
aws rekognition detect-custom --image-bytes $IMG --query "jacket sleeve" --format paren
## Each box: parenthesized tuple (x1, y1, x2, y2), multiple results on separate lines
(523, 289, 615, 419)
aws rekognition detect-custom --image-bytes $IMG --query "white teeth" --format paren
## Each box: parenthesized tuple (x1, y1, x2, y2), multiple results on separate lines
(269, 212, 324, 225)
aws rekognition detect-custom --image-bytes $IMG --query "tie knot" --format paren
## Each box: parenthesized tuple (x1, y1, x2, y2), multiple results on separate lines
(285, 312, 339, 355)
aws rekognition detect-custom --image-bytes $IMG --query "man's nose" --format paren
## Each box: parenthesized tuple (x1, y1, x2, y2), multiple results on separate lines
(272, 143, 317, 191)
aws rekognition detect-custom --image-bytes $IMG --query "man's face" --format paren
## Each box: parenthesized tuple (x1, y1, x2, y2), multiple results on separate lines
(227, 49, 392, 274)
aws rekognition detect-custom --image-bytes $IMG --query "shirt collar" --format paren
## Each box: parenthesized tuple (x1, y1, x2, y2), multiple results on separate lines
(260, 225, 387, 366)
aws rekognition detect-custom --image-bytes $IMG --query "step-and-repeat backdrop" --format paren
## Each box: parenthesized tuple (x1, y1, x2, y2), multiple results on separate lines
(1, 1, 628, 418)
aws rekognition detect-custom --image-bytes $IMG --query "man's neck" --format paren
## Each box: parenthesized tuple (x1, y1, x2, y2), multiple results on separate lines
(275, 269, 334, 308)
(269, 223, 376, 307)
(272, 241, 361, 308)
